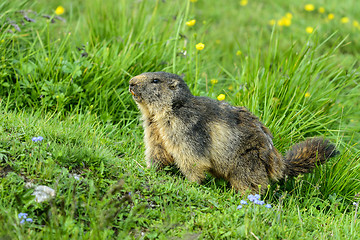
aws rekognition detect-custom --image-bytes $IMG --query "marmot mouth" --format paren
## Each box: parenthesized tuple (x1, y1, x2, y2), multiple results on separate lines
(129, 89, 141, 101)
(130, 89, 136, 96)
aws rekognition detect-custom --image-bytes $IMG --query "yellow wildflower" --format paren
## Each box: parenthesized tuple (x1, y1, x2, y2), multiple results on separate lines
(328, 13, 334, 20)
(190, 0, 197, 2)
(318, 7, 325, 13)
(341, 17, 349, 24)
(278, 17, 291, 27)
(228, 85, 234, 91)
(210, 79, 218, 85)
(0, 39, 4, 43)
(304, 4, 315, 11)
(306, 27, 314, 34)
(195, 42, 205, 51)
(186, 19, 196, 27)
(305, 92, 311, 98)
(286, 13, 293, 19)
(236, 50, 242, 56)
(240, 0, 248, 6)
(217, 94, 225, 101)
(55, 6, 65, 15)
(283, 18, 291, 26)
(269, 19, 276, 26)
(353, 20, 359, 28)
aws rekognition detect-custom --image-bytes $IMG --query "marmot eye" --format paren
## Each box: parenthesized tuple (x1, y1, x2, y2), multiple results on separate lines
(152, 79, 160, 83)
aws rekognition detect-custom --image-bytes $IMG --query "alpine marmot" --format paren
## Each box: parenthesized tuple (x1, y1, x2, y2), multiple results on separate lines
(129, 71, 339, 194)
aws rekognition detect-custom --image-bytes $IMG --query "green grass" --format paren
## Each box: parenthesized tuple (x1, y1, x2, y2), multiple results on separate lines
(1, 0, 360, 238)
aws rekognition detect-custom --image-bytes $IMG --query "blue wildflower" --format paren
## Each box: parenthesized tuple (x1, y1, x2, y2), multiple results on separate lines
(265, 204, 272, 208)
(32, 136, 44, 142)
(18, 213, 28, 218)
(240, 200, 247, 205)
(237, 205, 243, 210)
(247, 194, 256, 202)
(18, 212, 33, 224)
(248, 194, 261, 202)
(254, 200, 265, 205)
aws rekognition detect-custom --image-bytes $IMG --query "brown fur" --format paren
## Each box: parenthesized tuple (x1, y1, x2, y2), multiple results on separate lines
(129, 72, 339, 194)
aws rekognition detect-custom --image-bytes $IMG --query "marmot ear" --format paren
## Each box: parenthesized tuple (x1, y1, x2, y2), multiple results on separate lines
(169, 80, 178, 90)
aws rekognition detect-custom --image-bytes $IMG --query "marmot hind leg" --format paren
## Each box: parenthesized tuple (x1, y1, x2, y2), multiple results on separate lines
(227, 151, 271, 194)
(228, 172, 269, 194)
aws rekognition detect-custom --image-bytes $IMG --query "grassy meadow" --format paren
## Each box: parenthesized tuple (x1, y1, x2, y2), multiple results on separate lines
(1, 0, 360, 238)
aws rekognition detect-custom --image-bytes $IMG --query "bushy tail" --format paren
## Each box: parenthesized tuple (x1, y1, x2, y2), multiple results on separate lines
(284, 138, 339, 177)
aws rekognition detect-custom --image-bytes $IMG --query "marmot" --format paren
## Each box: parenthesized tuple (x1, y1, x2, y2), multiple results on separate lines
(129, 72, 339, 194)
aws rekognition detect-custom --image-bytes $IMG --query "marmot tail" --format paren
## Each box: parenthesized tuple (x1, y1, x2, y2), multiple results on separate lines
(284, 138, 339, 177)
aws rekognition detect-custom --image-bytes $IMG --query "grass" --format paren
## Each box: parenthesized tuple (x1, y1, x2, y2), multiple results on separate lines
(1, 0, 360, 238)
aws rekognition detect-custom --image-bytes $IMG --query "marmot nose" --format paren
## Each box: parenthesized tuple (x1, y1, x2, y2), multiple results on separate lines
(129, 79, 136, 89)
(129, 80, 137, 95)
(129, 77, 139, 87)
(129, 84, 134, 92)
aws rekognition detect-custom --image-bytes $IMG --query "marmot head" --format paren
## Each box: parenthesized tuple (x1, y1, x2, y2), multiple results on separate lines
(129, 72, 193, 113)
